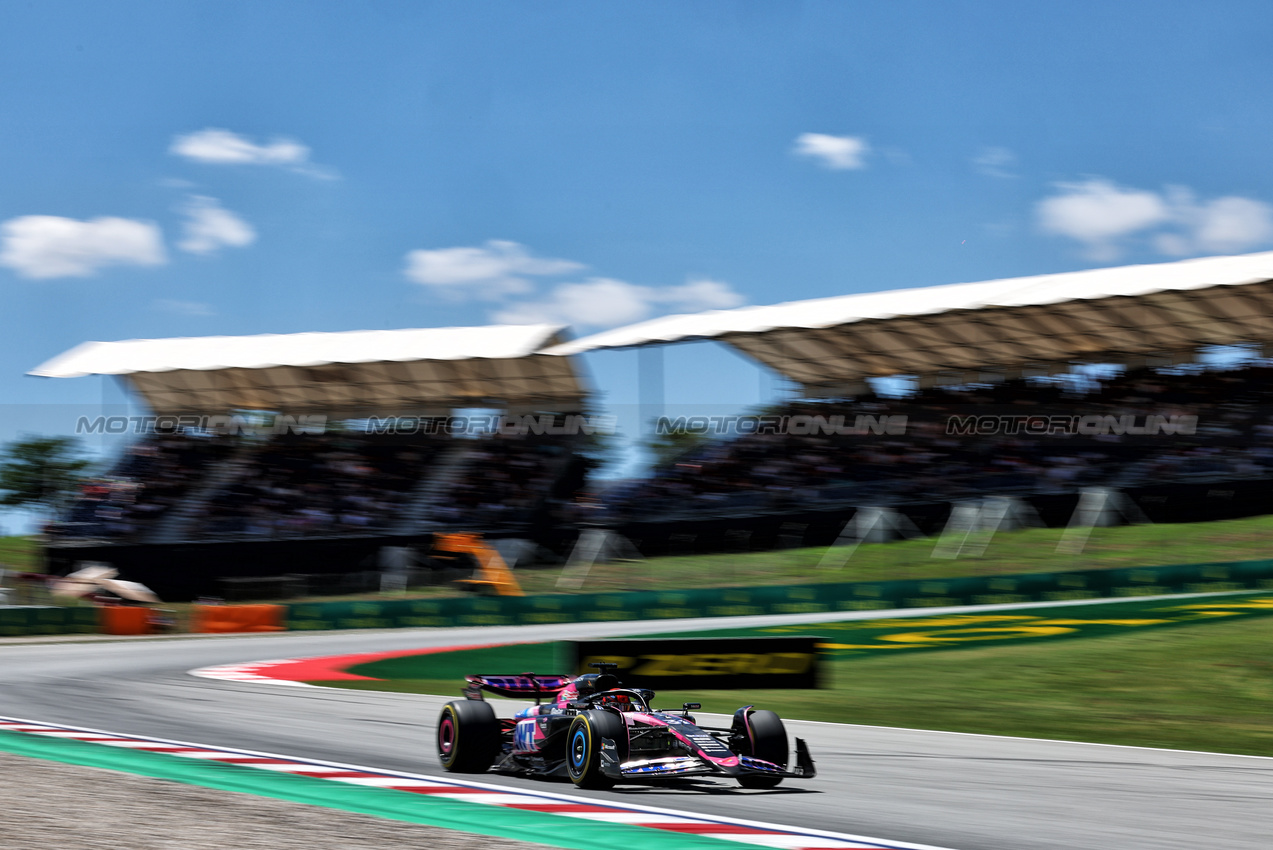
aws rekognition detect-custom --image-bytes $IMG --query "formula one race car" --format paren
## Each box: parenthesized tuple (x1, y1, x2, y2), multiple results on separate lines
(435, 663, 815, 789)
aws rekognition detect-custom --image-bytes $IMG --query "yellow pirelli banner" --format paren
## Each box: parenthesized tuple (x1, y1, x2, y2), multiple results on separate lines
(572, 637, 822, 689)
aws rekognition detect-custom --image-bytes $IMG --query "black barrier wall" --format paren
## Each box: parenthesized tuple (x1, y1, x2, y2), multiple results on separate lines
(42, 535, 428, 601)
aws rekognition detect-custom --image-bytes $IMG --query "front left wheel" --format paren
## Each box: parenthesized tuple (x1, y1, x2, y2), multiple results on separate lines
(566, 711, 625, 789)
(437, 700, 499, 773)
(732, 708, 788, 789)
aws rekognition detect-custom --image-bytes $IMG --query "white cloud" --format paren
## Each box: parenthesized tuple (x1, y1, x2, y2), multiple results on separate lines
(1036, 179, 1170, 260)
(495, 278, 653, 327)
(1037, 177, 1273, 260)
(792, 133, 870, 170)
(406, 239, 745, 328)
(654, 278, 746, 311)
(403, 240, 585, 299)
(973, 146, 1018, 179)
(169, 128, 337, 179)
(0, 215, 166, 279)
(1188, 196, 1273, 253)
(171, 128, 306, 165)
(154, 299, 215, 317)
(177, 196, 256, 255)
(492, 276, 745, 329)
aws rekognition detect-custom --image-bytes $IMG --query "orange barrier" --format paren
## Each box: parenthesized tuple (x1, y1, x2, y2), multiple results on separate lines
(192, 604, 287, 634)
(435, 532, 524, 596)
(98, 606, 151, 636)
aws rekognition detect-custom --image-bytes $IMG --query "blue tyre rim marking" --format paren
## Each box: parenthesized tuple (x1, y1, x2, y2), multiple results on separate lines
(571, 728, 587, 768)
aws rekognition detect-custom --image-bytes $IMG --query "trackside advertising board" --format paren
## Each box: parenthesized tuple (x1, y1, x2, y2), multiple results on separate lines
(571, 636, 821, 689)
(0, 606, 98, 636)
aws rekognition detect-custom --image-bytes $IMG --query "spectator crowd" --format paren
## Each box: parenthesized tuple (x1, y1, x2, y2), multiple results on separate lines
(197, 433, 440, 536)
(50, 434, 232, 539)
(432, 434, 575, 528)
(48, 428, 584, 543)
(45, 362, 1273, 540)
(607, 363, 1273, 520)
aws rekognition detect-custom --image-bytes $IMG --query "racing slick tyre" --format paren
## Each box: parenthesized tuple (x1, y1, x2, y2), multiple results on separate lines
(566, 710, 626, 789)
(437, 699, 500, 773)
(733, 709, 789, 789)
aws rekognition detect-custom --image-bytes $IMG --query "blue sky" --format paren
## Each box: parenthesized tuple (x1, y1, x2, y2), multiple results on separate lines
(4, 1, 1273, 505)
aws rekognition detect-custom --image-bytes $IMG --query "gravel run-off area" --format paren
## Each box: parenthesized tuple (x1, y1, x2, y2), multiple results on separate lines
(0, 752, 554, 850)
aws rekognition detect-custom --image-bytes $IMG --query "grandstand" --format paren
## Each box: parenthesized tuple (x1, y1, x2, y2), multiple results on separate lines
(30, 325, 594, 599)
(553, 252, 1273, 553)
(26, 251, 1273, 596)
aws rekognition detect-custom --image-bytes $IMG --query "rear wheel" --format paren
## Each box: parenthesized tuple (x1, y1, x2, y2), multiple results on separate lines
(437, 700, 499, 773)
(733, 709, 788, 789)
(566, 711, 625, 789)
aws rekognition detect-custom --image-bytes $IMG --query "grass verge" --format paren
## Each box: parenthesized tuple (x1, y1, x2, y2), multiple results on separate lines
(515, 514, 1273, 593)
(0, 535, 40, 571)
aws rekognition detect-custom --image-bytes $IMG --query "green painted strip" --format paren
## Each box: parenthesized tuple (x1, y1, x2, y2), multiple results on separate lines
(350, 642, 565, 681)
(641, 591, 1273, 658)
(0, 730, 741, 850)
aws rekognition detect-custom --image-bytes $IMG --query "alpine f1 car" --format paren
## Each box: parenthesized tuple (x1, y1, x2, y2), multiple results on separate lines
(435, 663, 816, 789)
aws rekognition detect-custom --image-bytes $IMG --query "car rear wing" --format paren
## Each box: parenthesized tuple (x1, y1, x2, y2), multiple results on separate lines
(463, 673, 574, 701)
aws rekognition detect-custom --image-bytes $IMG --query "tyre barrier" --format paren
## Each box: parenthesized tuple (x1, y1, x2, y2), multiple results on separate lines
(191, 603, 287, 634)
(98, 606, 152, 636)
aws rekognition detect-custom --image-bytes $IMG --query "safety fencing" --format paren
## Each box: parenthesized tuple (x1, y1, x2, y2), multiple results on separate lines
(284, 558, 1273, 631)
(5, 558, 1273, 636)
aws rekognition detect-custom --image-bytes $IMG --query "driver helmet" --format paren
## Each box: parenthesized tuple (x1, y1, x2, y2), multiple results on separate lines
(600, 692, 638, 712)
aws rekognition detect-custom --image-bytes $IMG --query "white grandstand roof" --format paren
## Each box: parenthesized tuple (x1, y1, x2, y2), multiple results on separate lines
(546, 252, 1273, 394)
(31, 325, 588, 416)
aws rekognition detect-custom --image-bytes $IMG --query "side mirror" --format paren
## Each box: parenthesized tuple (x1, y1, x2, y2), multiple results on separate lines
(682, 702, 701, 711)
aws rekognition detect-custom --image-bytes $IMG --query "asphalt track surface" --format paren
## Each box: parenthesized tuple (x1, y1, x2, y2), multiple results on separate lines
(3, 612, 1272, 850)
